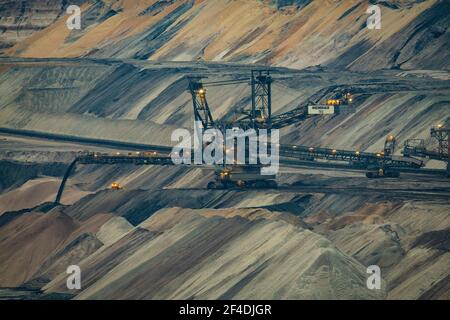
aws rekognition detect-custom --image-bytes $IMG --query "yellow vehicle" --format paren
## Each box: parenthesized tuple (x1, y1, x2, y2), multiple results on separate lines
(326, 99, 342, 106)
(111, 182, 123, 190)
(143, 151, 159, 157)
(326, 92, 353, 106)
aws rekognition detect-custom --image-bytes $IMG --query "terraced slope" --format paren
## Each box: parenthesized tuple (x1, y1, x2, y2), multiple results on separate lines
(0, 0, 85, 51)
(0, 59, 449, 158)
(0, 0, 448, 301)
(2, 0, 449, 71)
(0, 172, 448, 299)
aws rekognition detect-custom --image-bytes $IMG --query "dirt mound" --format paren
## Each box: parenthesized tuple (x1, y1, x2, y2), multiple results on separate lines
(4, 1, 447, 71)
(96, 216, 134, 245)
(24, 232, 103, 289)
(44, 227, 159, 294)
(0, 177, 90, 214)
(43, 208, 384, 299)
(0, 208, 113, 287)
(0, 211, 78, 286)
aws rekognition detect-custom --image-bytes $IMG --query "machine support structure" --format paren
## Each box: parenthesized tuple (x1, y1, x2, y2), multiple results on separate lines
(54, 158, 79, 204)
(403, 125, 450, 177)
(188, 77, 215, 130)
(431, 127, 450, 176)
(384, 135, 396, 157)
(251, 70, 273, 127)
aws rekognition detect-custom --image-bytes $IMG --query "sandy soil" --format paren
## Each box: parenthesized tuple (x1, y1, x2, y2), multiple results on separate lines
(3, 1, 446, 71)
(0, 177, 91, 215)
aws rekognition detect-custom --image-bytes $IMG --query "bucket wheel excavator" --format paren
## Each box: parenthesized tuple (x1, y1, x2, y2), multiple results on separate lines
(207, 164, 277, 189)
(366, 135, 401, 178)
(188, 70, 352, 188)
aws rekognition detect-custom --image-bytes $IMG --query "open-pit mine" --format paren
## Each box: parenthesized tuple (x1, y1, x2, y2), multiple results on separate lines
(0, 0, 448, 302)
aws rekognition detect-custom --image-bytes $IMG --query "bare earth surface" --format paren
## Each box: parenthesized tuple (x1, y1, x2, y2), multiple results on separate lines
(0, 0, 449, 300)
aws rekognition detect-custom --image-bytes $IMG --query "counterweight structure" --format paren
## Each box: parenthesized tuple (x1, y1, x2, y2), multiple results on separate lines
(404, 125, 450, 176)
